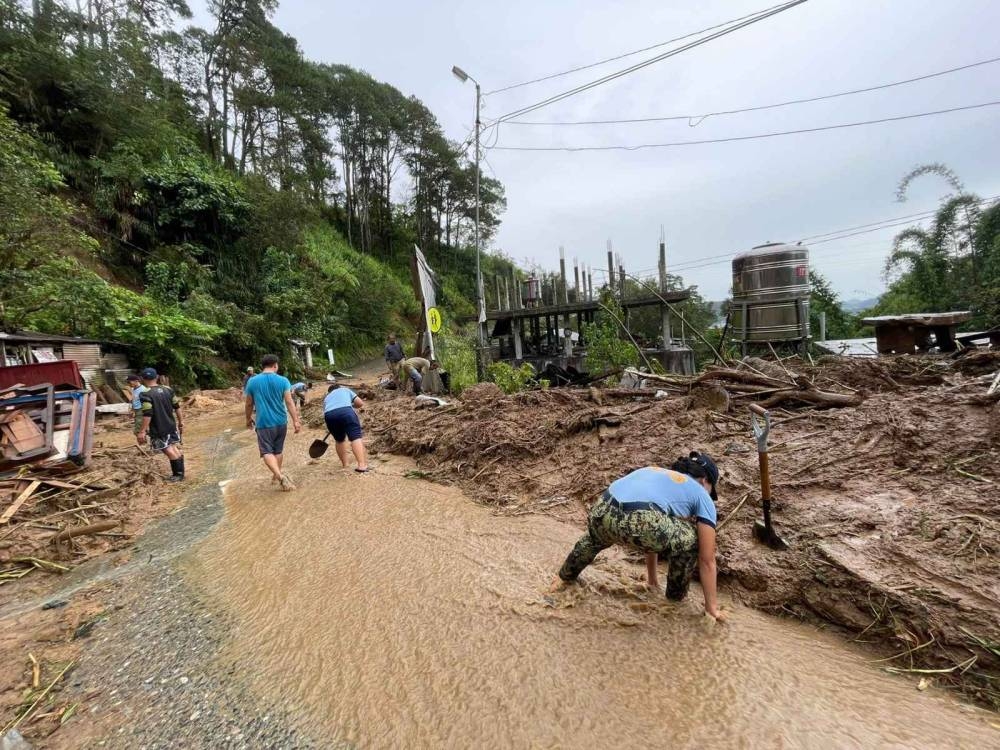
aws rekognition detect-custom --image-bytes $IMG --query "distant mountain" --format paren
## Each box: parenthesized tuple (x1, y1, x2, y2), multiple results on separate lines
(841, 297, 880, 313)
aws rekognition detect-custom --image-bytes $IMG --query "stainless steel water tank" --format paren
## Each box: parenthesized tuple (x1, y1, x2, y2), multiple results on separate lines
(731, 243, 810, 342)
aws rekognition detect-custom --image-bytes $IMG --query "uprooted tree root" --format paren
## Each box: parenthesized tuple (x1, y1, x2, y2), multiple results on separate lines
(325, 356, 1000, 709)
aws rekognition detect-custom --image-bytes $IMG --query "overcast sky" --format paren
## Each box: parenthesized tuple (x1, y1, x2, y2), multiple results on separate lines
(193, 0, 1000, 302)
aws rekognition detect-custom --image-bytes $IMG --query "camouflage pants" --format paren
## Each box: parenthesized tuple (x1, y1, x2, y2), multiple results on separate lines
(559, 492, 699, 600)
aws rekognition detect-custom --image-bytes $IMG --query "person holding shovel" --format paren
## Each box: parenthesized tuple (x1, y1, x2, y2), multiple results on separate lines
(321, 382, 369, 473)
(554, 451, 726, 622)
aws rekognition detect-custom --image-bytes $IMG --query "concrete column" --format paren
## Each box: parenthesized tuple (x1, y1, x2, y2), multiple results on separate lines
(573, 258, 580, 303)
(563, 327, 573, 358)
(618, 263, 626, 303)
(607, 243, 615, 296)
(587, 266, 593, 301)
(305, 346, 313, 368)
(513, 321, 523, 360)
(559, 246, 569, 304)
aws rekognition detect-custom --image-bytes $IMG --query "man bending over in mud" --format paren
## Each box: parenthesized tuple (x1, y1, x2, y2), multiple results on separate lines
(554, 452, 726, 623)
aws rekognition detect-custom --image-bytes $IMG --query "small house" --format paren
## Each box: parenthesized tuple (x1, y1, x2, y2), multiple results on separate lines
(0, 330, 130, 392)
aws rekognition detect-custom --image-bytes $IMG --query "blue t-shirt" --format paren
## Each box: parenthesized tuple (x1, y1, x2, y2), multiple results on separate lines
(291, 382, 307, 393)
(323, 388, 358, 413)
(245, 372, 292, 429)
(131, 384, 148, 410)
(609, 467, 718, 528)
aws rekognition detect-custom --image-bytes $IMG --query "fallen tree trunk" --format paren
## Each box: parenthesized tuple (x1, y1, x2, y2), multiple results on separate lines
(759, 388, 864, 410)
(697, 367, 791, 389)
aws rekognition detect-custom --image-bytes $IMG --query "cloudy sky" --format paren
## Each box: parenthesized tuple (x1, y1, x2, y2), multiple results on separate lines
(194, 0, 1000, 302)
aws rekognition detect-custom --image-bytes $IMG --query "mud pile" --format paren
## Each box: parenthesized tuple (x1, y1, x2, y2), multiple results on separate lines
(355, 356, 1000, 707)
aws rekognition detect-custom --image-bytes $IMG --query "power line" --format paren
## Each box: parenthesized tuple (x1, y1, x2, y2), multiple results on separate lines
(580, 194, 998, 279)
(483, 1, 792, 96)
(491, 0, 809, 125)
(490, 99, 1000, 152)
(503, 55, 1000, 126)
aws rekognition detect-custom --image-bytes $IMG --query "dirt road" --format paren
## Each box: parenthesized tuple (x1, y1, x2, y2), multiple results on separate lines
(3, 367, 999, 747)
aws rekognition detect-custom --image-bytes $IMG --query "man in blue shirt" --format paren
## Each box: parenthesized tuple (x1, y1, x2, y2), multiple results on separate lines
(322, 382, 369, 472)
(244, 354, 301, 490)
(126, 373, 148, 440)
(555, 452, 727, 622)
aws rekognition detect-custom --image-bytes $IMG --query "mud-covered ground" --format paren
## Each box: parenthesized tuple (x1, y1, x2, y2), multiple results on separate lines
(304, 353, 1000, 708)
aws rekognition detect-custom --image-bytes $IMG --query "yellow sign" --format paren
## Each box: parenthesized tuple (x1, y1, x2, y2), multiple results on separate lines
(427, 307, 442, 333)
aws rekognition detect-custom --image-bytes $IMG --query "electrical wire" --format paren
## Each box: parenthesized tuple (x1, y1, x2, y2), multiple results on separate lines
(484, 1, 792, 96)
(568, 194, 999, 278)
(491, 99, 1000, 152)
(491, 0, 809, 125)
(503, 55, 1000, 126)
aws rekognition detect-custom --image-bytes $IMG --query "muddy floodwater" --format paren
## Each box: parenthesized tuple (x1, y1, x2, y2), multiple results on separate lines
(188, 434, 998, 748)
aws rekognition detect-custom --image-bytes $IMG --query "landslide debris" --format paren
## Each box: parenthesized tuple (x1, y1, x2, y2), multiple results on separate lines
(328, 355, 1000, 708)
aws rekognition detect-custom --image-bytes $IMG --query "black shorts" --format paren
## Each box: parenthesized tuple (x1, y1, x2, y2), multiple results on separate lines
(150, 431, 181, 452)
(256, 425, 288, 456)
(324, 407, 363, 443)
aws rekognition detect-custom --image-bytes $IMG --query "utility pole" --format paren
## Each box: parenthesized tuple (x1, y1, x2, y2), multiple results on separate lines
(452, 65, 484, 377)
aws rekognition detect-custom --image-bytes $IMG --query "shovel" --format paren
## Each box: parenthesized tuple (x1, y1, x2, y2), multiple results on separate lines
(308, 431, 332, 459)
(750, 404, 789, 550)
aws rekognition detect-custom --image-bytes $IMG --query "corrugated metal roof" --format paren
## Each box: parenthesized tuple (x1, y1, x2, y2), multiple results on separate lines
(0, 329, 103, 345)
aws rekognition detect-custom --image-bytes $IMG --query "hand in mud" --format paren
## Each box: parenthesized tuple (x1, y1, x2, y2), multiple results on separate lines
(548, 576, 572, 593)
(136, 431, 147, 445)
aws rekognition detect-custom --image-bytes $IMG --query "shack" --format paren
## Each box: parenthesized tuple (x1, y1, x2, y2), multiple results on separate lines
(0, 330, 130, 394)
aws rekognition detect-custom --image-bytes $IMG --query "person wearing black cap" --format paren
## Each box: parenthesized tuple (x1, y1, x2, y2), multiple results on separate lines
(136, 368, 186, 482)
(555, 451, 726, 622)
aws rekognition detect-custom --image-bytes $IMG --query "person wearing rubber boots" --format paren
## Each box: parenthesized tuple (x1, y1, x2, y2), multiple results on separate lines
(555, 451, 726, 622)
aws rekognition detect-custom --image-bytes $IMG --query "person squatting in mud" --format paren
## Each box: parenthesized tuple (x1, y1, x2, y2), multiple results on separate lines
(555, 452, 726, 622)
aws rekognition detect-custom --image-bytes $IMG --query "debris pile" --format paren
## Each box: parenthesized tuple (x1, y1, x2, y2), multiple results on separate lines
(355, 354, 999, 707)
(1, 383, 96, 471)
(0, 448, 164, 593)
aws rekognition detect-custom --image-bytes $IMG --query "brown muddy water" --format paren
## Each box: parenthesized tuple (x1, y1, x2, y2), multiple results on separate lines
(187, 431, 998, 749)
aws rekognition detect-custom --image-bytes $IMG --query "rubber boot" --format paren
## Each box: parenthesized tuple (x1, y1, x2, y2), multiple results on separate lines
(168, 457, 185, 482)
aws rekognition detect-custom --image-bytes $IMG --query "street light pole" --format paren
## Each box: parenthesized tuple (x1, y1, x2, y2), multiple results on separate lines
(452, 65, 485, 377)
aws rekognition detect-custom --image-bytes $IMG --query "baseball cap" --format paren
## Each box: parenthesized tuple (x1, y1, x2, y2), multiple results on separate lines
(141, 367, 158, 380)
(690, 451, 719, 500)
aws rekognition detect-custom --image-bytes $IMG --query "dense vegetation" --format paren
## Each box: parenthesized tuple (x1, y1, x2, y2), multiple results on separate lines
(872, 164, 1000, 330)
(0, 0, 511, 384)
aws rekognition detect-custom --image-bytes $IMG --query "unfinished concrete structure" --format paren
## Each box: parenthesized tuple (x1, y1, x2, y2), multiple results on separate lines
(481, 236, 697, 375)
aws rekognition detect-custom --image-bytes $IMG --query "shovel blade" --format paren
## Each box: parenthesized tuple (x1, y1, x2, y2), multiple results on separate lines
(753, 519, 790, 550)
(308, 439, 329, 459)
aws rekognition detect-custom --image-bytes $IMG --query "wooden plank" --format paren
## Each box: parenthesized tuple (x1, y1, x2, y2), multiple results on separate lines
(1, 479, 42, 523)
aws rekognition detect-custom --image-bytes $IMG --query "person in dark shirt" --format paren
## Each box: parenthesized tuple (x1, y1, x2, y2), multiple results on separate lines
(384, 334, 405, 382)
(136, 367, 186, 482)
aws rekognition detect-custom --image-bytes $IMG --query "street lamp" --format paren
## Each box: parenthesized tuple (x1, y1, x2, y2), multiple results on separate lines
(452, 64, 485, 368)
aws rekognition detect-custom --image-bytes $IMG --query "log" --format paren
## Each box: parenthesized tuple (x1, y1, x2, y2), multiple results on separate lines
(697, 367, 790, 389)
(759, 389, 863, 410)
(50, 520, 120, 543)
